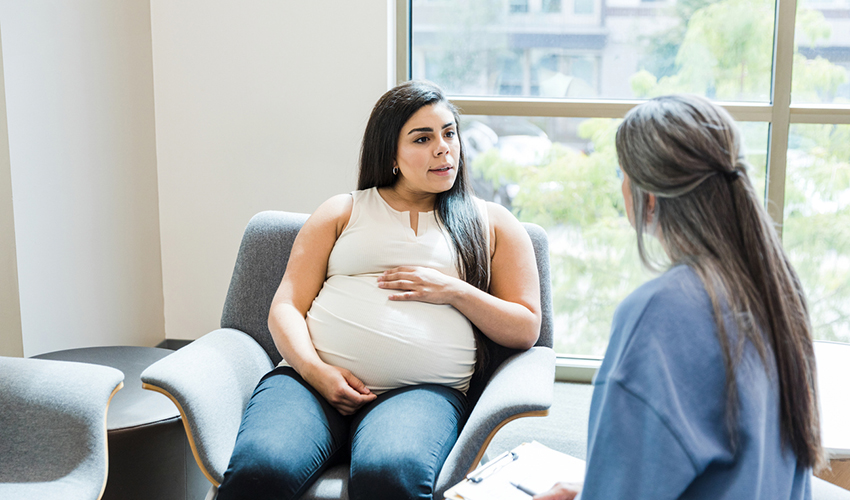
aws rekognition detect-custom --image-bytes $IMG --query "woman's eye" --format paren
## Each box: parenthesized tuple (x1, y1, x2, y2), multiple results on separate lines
(445, 130, 456, 138)
(414, 136, 429, 144)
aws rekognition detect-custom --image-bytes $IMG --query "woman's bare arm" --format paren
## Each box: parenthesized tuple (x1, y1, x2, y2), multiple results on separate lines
(268, 194, 376, 414)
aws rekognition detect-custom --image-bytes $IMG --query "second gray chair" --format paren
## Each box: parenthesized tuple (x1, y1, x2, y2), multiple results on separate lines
(141, 210, 556, 499)
(0, 356, 124, 500)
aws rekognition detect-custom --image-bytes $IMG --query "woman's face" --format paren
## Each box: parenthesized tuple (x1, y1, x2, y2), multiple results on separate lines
(393, 102, 461, 197)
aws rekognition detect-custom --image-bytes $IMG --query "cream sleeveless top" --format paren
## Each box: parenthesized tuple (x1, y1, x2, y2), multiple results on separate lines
(297, 187, 489, 394)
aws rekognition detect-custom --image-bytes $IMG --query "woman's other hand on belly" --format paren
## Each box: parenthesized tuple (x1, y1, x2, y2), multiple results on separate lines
(377, 266, 465, 305)
(301, 362, 377, 415)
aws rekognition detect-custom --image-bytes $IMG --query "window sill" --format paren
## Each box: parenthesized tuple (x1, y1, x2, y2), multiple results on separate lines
(555, 355, 602, 383)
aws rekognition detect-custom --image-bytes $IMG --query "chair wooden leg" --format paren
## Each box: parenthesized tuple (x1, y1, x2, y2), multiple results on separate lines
(466, 409, 549, 474)
(816, 459, 850, 491)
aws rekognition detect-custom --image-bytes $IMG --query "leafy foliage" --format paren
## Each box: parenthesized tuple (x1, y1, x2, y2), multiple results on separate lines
(468, 0, 850, 353)
(473, 119, 661, 354)
(784, 124, 850, 341)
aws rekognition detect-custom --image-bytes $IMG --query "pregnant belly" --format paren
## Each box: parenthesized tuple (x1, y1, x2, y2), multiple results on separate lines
(306, 274, 476, 394)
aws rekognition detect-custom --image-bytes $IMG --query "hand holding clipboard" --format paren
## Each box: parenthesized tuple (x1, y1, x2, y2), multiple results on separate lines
(444, 441, 585, 500)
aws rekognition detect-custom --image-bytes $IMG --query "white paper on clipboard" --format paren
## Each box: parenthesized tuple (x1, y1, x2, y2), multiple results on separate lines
(445, 441, 585, 500)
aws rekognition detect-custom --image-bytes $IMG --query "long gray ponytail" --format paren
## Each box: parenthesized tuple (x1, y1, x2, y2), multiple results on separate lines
(616, 94, 825, 470)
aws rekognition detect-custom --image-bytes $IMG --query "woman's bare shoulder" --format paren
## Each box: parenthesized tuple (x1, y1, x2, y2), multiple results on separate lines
(485, 201, 527, 233)
(308, 193, 354, 237)
(483, 201, 535, 261)
(484, 200, 513, 220)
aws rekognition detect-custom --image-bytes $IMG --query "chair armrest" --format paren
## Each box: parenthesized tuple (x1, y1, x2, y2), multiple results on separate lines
(435, 346, 556, 495)
(140, 328, 273, 485)
(0, 356, 124, 500)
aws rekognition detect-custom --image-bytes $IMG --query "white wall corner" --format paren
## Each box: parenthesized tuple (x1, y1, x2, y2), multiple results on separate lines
(150, 1, 391, 340)
(1, 2, 165, 355)
(0, 26, 24, 358)
(389, 0, 400, 88)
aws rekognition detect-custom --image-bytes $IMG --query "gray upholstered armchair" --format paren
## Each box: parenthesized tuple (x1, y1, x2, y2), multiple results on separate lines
(141, 210, 556, 499)
(0, 356, 124, 500)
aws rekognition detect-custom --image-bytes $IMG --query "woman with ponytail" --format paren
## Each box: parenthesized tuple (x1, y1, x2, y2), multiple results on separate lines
(536, 95, 824, 500)
(217, 81, 541, 500)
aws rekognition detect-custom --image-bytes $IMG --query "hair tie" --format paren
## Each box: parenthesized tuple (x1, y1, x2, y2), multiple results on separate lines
(723, 169, 741, 182)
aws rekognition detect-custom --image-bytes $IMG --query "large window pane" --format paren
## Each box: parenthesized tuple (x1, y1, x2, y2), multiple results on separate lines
(412, 0, 776, 101)
(784, 124, 850, 343)
(791, 0, 850, 104)
(461, 115, 769, 354)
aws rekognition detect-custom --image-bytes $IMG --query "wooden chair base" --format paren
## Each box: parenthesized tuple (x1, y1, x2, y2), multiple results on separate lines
(817, 459, 850, 491)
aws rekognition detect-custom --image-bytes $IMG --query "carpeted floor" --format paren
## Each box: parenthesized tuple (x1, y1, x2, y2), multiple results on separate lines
(483, 382, 594, 461)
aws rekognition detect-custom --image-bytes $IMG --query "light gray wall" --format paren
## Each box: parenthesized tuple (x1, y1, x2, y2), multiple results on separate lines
(1, 1, 393, 354)
(0, 27, 23, 358)
(150, 1, 393, 339)
(0, 1, 164, 356)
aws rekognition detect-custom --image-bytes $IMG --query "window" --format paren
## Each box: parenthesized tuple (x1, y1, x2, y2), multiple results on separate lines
(573, 0, 593, 15)
(509, 0, 529, 13)
(784, 124, 850, 342)
(405, 0, 850, 356)
(543, 0, 563, 13)
(792, 0, 850, 104)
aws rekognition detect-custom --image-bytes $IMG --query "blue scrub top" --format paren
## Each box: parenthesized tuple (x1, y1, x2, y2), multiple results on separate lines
(578, 265, 811, 500)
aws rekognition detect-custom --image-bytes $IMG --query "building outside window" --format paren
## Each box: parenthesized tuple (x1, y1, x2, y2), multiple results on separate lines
(510, 0, 530, 13)
(409, 0, 850, 357)
(544, 0, 564, 12)
(573, 0, 594, 14)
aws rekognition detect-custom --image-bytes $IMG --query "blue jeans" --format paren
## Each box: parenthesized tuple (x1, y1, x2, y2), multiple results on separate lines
(216, 367, 468, 500)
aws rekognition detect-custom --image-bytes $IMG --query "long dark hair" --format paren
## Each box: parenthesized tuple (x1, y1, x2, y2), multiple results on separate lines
(616, 94, 825, 470)
(358, 81, 490, 363)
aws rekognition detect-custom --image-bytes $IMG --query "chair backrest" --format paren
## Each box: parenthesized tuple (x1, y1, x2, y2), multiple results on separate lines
(524, 222, 553, 349)
(221, 211, 554, 371)
(221, 211, 309, 365)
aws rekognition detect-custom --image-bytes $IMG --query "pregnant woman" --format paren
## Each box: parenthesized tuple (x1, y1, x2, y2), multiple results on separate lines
(216, 81, 542, 500)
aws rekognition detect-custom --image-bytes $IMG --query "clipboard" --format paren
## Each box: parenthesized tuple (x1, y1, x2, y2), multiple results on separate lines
(444, 441, 585, 500)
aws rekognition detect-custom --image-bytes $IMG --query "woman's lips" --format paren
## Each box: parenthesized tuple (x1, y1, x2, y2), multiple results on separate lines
(429, 165, 453, 175)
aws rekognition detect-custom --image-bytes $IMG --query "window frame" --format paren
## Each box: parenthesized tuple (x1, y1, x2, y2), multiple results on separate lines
(397, 0, 850, 379)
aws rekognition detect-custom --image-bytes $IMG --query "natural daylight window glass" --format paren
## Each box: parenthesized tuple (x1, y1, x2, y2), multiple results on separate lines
(411, 0, 777, 101)
(408, 0, 850, 355)
(790, 0, 850, 104)
(460, 113, 769, 355)
(784, 124, 850, 344)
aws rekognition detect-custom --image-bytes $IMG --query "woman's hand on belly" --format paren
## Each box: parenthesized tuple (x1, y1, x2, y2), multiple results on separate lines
(302, 361, 377, 415)
(377, 266, 465, 305)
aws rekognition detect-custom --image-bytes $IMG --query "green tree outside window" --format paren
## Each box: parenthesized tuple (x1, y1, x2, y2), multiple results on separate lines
(467, 0, 850, 352)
